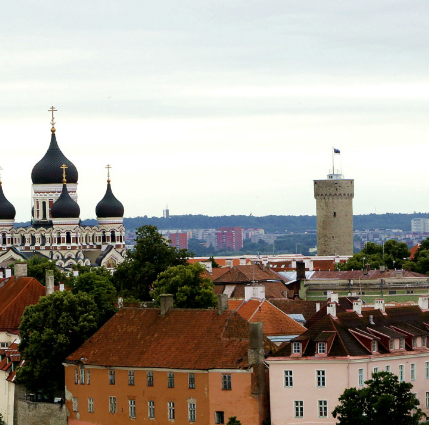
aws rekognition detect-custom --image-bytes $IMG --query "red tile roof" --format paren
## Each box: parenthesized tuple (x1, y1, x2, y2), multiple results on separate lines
(214, 281, 289, 299)
(410, 244, 420, 260)
(270, 299, 327, 321)
(0, 277, 45, 332)
(214, 264, 286, 284)
(309, 270, 427, 280)
(67, 308, 252, 370)
(229, 299, 306, 336)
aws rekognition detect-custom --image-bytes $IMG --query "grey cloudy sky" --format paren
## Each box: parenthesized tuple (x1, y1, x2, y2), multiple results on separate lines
(1, 1, 429, 222)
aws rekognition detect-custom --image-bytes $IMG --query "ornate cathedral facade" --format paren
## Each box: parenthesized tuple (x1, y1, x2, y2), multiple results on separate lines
(0, 109, 126, 269)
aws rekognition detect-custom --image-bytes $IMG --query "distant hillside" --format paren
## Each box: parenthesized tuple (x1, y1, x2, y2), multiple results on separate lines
(118, 213, 429, 233)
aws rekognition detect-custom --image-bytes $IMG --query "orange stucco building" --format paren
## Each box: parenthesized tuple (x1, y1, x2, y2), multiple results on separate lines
(64, 295, 268, 425)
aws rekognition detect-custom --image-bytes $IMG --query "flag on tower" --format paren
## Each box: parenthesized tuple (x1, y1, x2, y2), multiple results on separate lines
(333, 148, 340, 154)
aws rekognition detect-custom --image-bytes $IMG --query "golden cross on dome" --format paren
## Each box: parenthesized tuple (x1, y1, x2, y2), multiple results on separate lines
(106, 164, 112, 183)
(48, 106, 57, 133)
(61, 163, 68, 184)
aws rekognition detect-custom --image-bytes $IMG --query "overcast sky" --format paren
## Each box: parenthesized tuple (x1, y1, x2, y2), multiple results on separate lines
(1, 1, 429, 222)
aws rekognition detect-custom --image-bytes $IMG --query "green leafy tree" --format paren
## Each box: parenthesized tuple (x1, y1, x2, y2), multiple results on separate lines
(112, 225, 193, 300)
(332, 371, 425, 425)
(70, 269, 117, 325)
(14, 256, 67, 285)
(17, 291, 99, 399)
(227, 417, 242, 425)
(410, 238, 429, 274)
(0, 413, 5, 425)
(151, 263, 217, 308)
(209, 255, 220, 268)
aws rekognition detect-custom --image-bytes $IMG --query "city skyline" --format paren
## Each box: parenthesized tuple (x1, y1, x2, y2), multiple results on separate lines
(2, 1, 429, 221)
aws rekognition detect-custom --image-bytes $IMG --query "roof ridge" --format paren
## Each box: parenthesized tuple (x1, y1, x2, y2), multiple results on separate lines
(247, 299, 263, 321)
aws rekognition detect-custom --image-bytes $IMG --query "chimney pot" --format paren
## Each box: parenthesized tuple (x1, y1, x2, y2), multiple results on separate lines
(160, 294, 174, 316)
(14, 263, 28, 278)
(217, 294, 228, 315)
(59, 283, 65, 292)
(330, 293, 339, 303)
(374, 298, 385, 312)
(353, 299, 362, 315)
(118, 296, 124, 308)
(327, 302, 336, 318)
(419, 296, 429, 310)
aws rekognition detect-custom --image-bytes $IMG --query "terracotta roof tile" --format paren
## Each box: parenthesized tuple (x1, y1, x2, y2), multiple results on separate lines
(270, 299, 326, 321)
(67, 308, 252, 370)
(310, 270, 427, 280)
(214, 265, 286, 284)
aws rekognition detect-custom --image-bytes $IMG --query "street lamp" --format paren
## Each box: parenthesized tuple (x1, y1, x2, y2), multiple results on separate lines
(363, 257, 366, 269)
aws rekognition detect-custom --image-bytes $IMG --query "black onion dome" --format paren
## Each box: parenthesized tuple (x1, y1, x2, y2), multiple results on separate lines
(51, 184, 80, 219)
(0, 184, 16, 220)
(96, 183, 124, 218)
(31, 133, 78, 184)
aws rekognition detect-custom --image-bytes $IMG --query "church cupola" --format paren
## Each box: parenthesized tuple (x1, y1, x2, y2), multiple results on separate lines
(51, 164, 80, 220)
(0, 170, 16, 224)
(96, 165, 124, 219)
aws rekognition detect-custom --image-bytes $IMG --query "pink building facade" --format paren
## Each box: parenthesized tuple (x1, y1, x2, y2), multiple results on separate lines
(267, 297, 429, 424)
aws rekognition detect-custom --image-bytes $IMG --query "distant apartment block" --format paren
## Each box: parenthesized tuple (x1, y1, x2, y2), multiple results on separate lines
(412, 218, 429, 233)
(169, 232, 188, 250)
(216, 227, 243, 251)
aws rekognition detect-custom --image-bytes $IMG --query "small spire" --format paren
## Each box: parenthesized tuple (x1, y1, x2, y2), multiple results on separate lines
(60, 163, 68, 184)
(106, 164, 112, 183)
(48, 106, 57, 134)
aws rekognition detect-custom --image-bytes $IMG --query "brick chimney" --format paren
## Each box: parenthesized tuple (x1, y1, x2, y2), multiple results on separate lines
(160, 294, 174, 316)
(330, 293, 339, 303)
(248, 322, 265, 396)
(217, 294, 228, 315)
(296, 261, 306, 280)
(46, 270, 54, 295)
(14, 263, 27, 278)
(5, 268, 11, 278)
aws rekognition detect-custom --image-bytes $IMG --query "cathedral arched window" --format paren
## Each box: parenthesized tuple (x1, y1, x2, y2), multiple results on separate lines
(30, 234, 36, 246)
(42, 201, 47, 220)
(21, 235, 25, 246)
(102, 231, 106, 243)
(57, 232, 61, 244)
(111, 231, 116, 243)
(66, 232, 71, 245)
(1, 233, 6, 245)
(41, 234, 46, 246)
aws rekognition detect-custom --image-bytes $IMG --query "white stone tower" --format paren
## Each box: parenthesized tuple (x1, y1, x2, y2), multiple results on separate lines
(314, 151, 354, 256)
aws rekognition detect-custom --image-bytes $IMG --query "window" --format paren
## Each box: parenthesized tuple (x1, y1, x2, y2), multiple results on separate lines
(388, 290, 396, 295)
(188, 373, 195, 389)
(399, 364, 405, 382)
(222, 374, 231, 390)
(129, 399, 136, 419)
(74, 369, 78, 384)
(294, 400, 304, 418)
(128, 370, 135, 386)
(148, 401, 155, 419)
(316, 370, 326, 387)
(72, 397, 78, 412)
(188, 402, 196, 422)
(358, 369, 364, 386)
(373, 367, 379, 374)
(109, 396, 117, 413)
(426, 362, 429, 379)
(317, 342, 326, 354)
(318, 400, 328, 417)
(80, 368, 85, 384)
(88, 398, 94, 413)
(413, 337, 418, 348)
(371, 340, 378, 352)
(86, 369, 90, 385)
(215, 411, 225, 424)
(390, 339, 394, 350)
(109, 370, 115, 385)
(411, 363, 416, 381)
(426, 392, 429, 409)
(0, 342, 9, 348)
(168, 372, 174, 388)
(423, 336, 427, 347)
(168, 401, 175, 420)
(292, 341, 301, 354)
(147, 371, 154, 387)
(399, 338, 405, 349)
(284, 370, 293, 387)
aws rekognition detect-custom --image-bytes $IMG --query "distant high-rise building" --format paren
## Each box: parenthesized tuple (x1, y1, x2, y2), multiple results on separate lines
(216, 227, 243, 251)
(314, 150, 354, 256)
(163, 205, 170, 219)
(411, 218, 429, 233)
(169, 232, 188, 250)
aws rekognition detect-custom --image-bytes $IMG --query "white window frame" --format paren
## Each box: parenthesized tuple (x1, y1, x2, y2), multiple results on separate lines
(72, 397, 78, 412)
(358, 368, 364, 386)
(188, 402, 196, 422)
(389, 339, 394, 350)
(222, 374, 231, 390)
(294, 400, 304, 418)
(316, 370, 326, 387)
(317, 342, 326, 354)
(373, 367, 379, 374)
(426, 362, 429, 379)
(371, 340, 377, 352)
(74, 369, 78, 384)
(109, 369, 115, 385)
(284, 370, 293, 387)
(168, 372, 175, 388)
(128, 370, 135, 386)
(411, 363, 416, 381)
(86, 369, 90, 385)
(148, 400, 155, 419)
(88, 398, 94, 413)
(386, 365, 391, 372)
(292, 341, 301, 354)
(109, 396, 117, 414)
(147, 371, 154, 386)
(426, 392, 429, 409)
(318, 400, 328, 418)
(188, 373, 195, 389)
(399, 338, 405, 349)
(80, 368, 85, 384)
(129, 399, 136, 419)
(168, 401, 175, 420)
(399, 364, 405, 382)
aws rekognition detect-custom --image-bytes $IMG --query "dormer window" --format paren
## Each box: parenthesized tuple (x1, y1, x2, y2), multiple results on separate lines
(423, 336, 427, 347)
(413, 337, 417, 348)
(399, 338, 405, 349)
(389, 339, 394, 350)
(317, 342, 326, 354)
(292, 342, 301, 354)
(371, 340, 378, 352)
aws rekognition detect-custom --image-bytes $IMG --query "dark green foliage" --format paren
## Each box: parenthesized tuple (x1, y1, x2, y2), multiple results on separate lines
(227, 417, 242, 425)
(410, 237, 429, 274)
(337, 240, 410, 271)
(209, 255, 219, 268)
(14, 256, 67, 285)
(0, 413, 5, 425)
(17, 291, 99, 398)
(151, 263, 217, 309)
(112, 225, 192, 301)
(332, 372, 426, 425)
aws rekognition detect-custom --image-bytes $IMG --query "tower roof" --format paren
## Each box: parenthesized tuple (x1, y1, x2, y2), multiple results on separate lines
(96, 182, 124, 218)
(31, 132, 78, 185)
(51, 183, 80, 219)
(0, 182, 16, 220)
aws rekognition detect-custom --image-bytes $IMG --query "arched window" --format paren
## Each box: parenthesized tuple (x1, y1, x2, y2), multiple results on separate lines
(102, 231, 106, 243)
(31, 234, 36, 246)
(41, 234, 46, 246)
(42, 201, 47, 220)
(111, 231, 116, 243)
(1, 233, 6, 245)
(21, 234, 25, 246)
(57, 232, 61, 244)
(66, 232, 71, 244)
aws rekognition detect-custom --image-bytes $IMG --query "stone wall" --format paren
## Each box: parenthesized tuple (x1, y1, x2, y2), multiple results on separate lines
(14, 399, 67, 425)
(314, 179, 354, 256)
